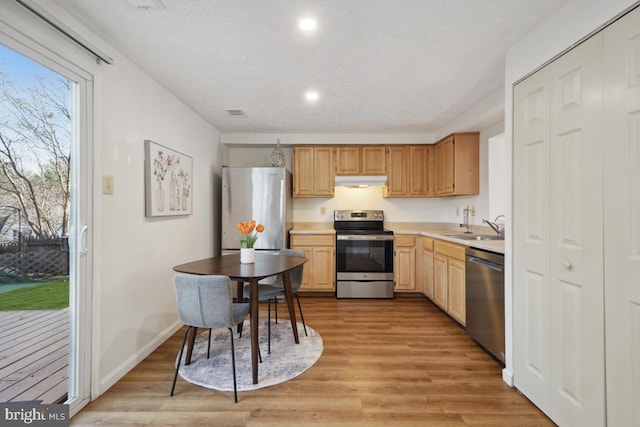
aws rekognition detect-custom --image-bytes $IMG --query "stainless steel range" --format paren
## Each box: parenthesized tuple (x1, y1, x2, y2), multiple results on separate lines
(334, 210, 394, 299)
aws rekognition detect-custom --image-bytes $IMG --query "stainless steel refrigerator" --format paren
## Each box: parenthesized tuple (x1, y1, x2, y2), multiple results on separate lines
(221, 167, 292, 254)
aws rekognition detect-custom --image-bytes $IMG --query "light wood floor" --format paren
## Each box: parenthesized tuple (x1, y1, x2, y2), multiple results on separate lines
(71, 297, 553, 426)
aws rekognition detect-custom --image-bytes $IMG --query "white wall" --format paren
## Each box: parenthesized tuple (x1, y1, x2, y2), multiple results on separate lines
(95, 54, 221, 394)
(502, 0, 639, 386)
(0, 0, 223, 398)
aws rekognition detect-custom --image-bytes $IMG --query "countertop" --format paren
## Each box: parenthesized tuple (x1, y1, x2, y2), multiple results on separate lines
(290, 222, 504, 254)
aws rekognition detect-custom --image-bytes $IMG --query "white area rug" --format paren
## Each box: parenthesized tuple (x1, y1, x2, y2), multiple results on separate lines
(178, 320, 323, 391)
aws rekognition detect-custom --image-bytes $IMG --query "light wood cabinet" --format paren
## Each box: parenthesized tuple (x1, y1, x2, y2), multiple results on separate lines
(409, 145, 434, 196)
(293, 146, 334, 197)
(361, 146, 387, 175)
(434, 133, 479, 196)
(385, 145, 435, 197)
(394, 234, 416, 291)
(290, 234, 335, 292)
(335, 145, 386, 176)
(385, 146, 408, 196)
(447, 258, 466, 325)
(422, 237, 435, 299)
(433, 239, 466, 325)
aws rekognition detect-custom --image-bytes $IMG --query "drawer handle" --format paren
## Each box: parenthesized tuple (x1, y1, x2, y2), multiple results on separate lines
(562, 260, 573, 270)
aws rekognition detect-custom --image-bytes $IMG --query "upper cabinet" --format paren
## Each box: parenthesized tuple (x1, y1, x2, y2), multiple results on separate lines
(384, 145, 435, 197)
(335, 145, 386, 175)
(434, 133, 479, 196)
(293, 146, 335, 197)
(292, 138, 476, 198)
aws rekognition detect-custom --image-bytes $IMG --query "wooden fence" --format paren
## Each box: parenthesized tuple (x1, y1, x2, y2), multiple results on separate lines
(0, 237, 69, 278)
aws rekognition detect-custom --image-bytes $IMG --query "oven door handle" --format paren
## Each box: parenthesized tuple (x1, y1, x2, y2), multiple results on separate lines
(337, 235, 394, 241)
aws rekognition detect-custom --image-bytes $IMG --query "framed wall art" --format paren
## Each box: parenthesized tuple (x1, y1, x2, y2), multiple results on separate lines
(144, 140, 193, 217)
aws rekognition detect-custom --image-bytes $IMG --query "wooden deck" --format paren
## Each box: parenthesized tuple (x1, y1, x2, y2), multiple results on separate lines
(0, 309, 69, 403)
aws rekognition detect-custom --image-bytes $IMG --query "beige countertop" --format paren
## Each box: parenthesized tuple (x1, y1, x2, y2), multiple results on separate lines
(291, 222, 504, 254)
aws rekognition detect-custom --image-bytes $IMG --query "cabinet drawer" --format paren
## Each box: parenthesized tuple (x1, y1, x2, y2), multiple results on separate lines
(291, 234, 334, 247)
(434, 240, 465, 260)
(394, 235, 415, 247)
(422, 236, 435, 251)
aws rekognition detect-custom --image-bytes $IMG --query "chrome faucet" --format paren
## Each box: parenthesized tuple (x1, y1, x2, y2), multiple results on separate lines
(483, 215, 504, 237)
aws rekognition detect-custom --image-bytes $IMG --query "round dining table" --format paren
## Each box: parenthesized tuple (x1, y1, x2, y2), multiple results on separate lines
(173, 252, 308, 384)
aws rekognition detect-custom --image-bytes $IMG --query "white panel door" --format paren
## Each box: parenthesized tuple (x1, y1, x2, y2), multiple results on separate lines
(513, 66, 551, 413)
(547, 32, 605, 427)
(603, 6, 640, 426)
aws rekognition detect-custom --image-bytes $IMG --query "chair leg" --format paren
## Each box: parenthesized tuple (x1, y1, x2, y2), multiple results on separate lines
(228, 327, 239, 403)
(207, 328, 212, 359)
(267, 298, 272, 354)
(238, 319, 244, 338)
(295, 293, 308, 336)
(171, 326, 191, 396)
(274, 296, 278, 324)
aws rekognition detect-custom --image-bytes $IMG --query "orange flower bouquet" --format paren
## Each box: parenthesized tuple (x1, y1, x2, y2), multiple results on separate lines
(237, 220, 265, 248)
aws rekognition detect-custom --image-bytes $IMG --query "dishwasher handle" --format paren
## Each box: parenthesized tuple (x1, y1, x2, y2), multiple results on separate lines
(467, 256, 504, 272)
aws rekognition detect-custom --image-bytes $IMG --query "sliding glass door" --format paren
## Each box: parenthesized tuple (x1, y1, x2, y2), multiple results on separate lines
(0, 38, 92, 414)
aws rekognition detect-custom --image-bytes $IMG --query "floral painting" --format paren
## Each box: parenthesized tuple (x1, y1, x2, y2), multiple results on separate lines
(144, 140, 193, 217)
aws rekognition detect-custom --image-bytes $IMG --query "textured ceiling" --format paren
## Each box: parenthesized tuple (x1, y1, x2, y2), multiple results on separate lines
(54, 0, 567, 134)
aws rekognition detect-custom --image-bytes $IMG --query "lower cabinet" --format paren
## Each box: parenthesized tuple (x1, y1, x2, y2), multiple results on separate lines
(421, 237, 435, 299)
(432, 239, 466, 326)
(291, 234, 335, 292)
(394, 235, 416, 292)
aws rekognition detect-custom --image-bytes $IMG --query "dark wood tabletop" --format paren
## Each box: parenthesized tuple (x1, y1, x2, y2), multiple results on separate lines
(173, 252, 308, 384)
(173, 252, 306, 281)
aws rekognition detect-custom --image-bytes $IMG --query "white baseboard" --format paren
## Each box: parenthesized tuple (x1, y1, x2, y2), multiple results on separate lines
(502, 367, 514, 386)
(95, 320, 182, 398)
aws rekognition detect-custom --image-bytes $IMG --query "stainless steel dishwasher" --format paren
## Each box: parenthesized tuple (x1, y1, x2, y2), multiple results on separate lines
(465, 247, 505, 365)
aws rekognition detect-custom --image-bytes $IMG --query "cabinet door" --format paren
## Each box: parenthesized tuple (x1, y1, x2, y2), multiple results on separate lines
(447, 258, 465, 325)
(296, 246, 313, 290)
(422, 249, 434, 299)
(313, 147, 335, 196)
(311, 246, 335, 291)
(386, 146, 408, 196)
(394, 236, 416, 291)
(426, 145, 435, 196)
(335, 146, 360, 175)
(433, 253, 448, 309)
(435, 136, 454, 195)
(409, 145, 429, 195)
(293, 147, 315, 196)
(361, 146, 386, 175)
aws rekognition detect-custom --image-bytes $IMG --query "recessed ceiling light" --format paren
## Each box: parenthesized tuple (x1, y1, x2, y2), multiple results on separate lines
(298, 17, 317, 32)
(305, 90, 319, 102)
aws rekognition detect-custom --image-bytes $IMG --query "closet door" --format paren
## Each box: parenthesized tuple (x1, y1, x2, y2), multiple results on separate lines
(547, 32, 605, 426)
(514, 67, 551, 412)
(514, 31, 605, 426)
(603, 7, 640, 426)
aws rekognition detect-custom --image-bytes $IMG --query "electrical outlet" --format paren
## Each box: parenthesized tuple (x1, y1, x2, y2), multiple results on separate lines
(320, 206, 326, 216)
(102, 175, 114, 195)
(456, 206, 460, 216)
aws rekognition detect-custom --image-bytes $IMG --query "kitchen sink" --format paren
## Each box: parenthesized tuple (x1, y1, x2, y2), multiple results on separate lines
(447, 234, 504, 241)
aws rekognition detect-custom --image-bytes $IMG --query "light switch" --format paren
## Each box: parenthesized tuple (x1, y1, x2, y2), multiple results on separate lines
(103, 175, 114, 195)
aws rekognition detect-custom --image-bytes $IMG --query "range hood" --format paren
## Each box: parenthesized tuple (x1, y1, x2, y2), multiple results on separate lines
(334, 175, 387, 188)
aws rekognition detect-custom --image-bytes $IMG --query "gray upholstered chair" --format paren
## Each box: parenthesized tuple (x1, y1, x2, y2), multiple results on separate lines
(243, 248, 307, 353)
(171, 274, 249, 403)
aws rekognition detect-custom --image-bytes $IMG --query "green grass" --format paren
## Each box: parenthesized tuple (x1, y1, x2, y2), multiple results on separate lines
(0, 279, 69, 310)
